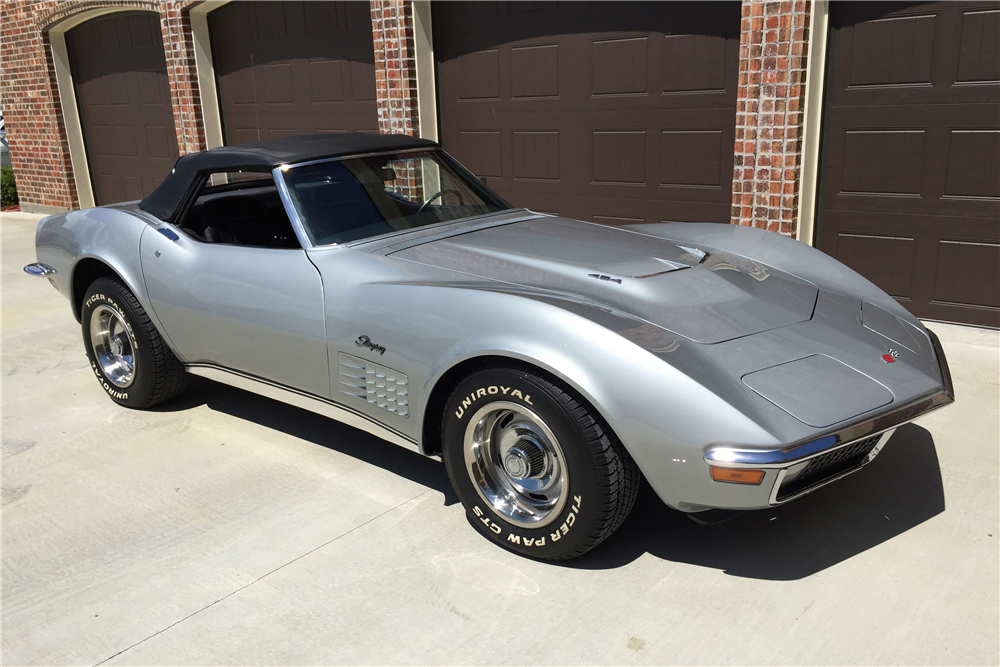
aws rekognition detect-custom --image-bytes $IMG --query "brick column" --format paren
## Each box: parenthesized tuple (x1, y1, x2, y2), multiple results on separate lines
(160, 1, 207, 155)
(371, 0, 419, 137)
(732, 0, 811, 236)
(0, 1, 79, 211)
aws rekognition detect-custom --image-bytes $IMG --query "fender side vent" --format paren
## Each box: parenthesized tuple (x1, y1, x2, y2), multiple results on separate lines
(338, 352, 409, 418)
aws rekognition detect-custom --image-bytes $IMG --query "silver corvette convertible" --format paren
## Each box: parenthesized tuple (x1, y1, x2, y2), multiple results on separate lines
(27, 133, 954, 560)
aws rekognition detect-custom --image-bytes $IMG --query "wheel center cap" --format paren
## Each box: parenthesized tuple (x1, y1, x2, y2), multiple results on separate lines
(502, 438, 546, 480)
(109, 335, 123, 357)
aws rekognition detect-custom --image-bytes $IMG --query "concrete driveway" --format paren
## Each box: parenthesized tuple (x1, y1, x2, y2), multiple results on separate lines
(3, 211, 997, 666)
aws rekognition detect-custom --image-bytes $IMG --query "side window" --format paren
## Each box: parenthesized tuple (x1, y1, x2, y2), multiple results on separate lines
(178, 170, 300, 248)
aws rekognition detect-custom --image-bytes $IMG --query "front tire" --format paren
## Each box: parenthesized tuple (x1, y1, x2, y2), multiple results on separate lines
(442, 367, 640, 560)
(81, 277, 187, 408)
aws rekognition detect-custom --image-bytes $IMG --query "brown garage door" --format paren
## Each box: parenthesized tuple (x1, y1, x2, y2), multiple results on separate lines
(434, 2, 741, 225)
(67, 12, 179, 205)
(819, 2, 1000, 327)
(209, 1, 378, 145)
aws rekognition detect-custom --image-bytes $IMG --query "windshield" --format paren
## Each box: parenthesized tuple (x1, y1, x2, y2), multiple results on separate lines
(281, 149, 511, 246)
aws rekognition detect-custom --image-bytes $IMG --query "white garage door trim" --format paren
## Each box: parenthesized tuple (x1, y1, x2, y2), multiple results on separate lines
(797, 0, 830, 247)
(189, 1, 229, 150)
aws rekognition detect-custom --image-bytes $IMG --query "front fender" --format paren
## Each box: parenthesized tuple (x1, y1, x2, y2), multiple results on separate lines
(409, 285, 784, 510)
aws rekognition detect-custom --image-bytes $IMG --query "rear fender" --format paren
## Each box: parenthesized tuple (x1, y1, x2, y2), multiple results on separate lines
(36, 208, 169, 341)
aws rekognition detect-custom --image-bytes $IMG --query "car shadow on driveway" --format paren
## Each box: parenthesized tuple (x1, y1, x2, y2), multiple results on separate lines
(567, 423, 945, 579)
(154, 382, 944, 578)
(153, 376, 459, 505)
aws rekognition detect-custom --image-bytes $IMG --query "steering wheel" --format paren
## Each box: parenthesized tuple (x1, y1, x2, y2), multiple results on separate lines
(418, 189, 464, 214)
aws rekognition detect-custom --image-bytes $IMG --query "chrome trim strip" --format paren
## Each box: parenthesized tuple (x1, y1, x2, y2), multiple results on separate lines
(705, 387, 953, 466)
(766, 428, 895, 505)
(185, 363, 427, 456)
(271, 166, 314, 250)
(24, 263, 57, 277)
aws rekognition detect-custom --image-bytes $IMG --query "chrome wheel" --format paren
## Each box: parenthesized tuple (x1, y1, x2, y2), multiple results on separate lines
(89, 304, 137, 388)
(464, 402, 568, 528)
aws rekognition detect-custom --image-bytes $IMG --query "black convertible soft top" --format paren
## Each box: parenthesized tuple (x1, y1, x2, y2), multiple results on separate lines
(139, 133, 438, 221)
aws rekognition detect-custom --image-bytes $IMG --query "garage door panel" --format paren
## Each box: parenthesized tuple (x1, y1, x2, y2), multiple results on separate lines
(511, 44, 560, 98)
(956, 8, 1000, 83)
(662, 33, 729, 93)
(932, 240, 1000, 308)
(592, 37, 648, 95)
(451, 131, 504, 177)
(834, 232, 916, 301)
(436, 1, 740, 224)
(838, 129, 925, 196)
(943, 130, 1000, 199)
(67, 12, 178, 205)
(591, 131, 645, 184)
(846, 13, 937, 87)
(210, 1, 378, 144)
(308, 60, 345, 102)
(349, 60, 377, 102)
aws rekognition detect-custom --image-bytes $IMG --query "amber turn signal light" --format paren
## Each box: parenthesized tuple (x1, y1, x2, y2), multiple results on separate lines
(710, 466, 765, 485)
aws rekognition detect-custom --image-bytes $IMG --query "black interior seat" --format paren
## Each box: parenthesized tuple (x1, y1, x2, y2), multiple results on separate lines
(201, 196, 273, 246)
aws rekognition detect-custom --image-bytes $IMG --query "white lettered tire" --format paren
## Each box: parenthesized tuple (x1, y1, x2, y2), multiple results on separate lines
(442, 367, 640, 560)
(81, 277, 187, 409)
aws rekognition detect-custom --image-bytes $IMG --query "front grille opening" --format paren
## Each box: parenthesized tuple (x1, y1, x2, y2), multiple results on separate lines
(776, 434, 882, 501)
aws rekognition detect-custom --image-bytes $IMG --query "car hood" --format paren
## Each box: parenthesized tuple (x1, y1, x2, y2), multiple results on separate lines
(390, 216, 818, 344)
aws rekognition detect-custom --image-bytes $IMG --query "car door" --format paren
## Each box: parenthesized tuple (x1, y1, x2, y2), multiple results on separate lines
(139, 227, 330, 397)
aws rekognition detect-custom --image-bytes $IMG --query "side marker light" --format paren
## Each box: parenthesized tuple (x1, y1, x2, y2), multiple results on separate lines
(710, 466, 765, 485)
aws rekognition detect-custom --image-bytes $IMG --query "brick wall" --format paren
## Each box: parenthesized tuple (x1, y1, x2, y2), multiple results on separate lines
(159, 1, 206, 156)
(0, 0, 204, 211)
(731, 0, 811, 236)
(0, 1, 80, 211)
(370, 0, 419, 137)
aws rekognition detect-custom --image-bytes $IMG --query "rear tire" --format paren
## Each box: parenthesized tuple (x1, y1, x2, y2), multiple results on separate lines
(81, 277, 187, 408)
(442, 367, 639, 560)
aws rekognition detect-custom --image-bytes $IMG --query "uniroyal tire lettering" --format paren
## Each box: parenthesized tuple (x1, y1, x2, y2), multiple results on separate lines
(454, 385, 534, 419)
(92, 361, 128, 400)
(470, 495, 582, 548)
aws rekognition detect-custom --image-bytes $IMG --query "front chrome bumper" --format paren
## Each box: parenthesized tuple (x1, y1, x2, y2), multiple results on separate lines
(703, 328, 955, 507)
